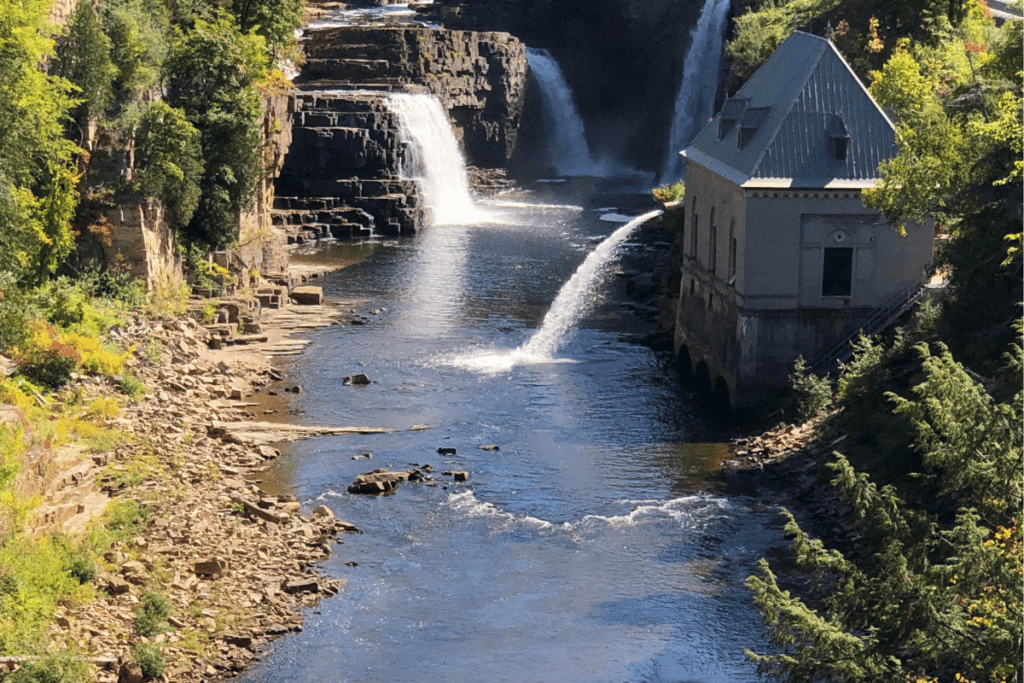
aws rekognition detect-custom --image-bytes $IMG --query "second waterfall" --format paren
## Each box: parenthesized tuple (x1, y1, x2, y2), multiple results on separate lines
(660, 0, 730, 182)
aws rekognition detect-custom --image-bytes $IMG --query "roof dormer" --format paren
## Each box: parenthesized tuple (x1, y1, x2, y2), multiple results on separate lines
(718, 97, 748, 140)
(737, 107, 770, 150)
(827, 115, 850, 161)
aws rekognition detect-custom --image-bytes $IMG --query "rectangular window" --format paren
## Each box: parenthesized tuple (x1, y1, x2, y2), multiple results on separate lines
(822, 247, 853, 297)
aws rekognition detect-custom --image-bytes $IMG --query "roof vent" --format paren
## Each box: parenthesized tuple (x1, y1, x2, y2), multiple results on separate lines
(718, 97, 748, 140)
(827, 115, 850, 161)
(737, 107, 770, 149)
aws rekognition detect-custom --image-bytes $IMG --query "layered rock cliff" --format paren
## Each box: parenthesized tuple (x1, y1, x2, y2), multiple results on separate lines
(428, 0, 734, 172)
(271, 26, 527, 237)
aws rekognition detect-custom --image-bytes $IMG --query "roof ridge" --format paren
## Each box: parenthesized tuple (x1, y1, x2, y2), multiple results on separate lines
(745, 34, 829, 178)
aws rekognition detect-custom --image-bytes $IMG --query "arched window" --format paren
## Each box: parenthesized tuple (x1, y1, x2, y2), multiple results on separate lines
(708, 207, 717, 274)
(690, 197, 699, 259)
(728, 218, 737, 284)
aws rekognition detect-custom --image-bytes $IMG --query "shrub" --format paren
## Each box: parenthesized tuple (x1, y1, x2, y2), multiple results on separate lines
(5, 646, 89, 683)
(53, 536, 98, 585)
(13, 323, 80, 390)
(63, 333, 131, 378)
(104, 499, 149, 542)
(0, 538, 81, 653)
(134, 591, 172, 636)
(0, 274, 39, 352)
(652, 180, 685, 203)
(788, 355, 832, 422)
(131, 642, 164, 679)
(119, 372, 146, 400)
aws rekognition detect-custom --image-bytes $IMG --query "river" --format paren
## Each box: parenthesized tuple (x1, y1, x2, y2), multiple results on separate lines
(235, 179, 783, 683)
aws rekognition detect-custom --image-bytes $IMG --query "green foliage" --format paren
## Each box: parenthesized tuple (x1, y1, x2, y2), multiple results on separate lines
(52, 535, 98, 586)
(0, 537, 81, 654)
(726, 0, 972, 84)
(862, 13, 1022, 370)
(728, 0, 842, 83)
(99, 0, 170, 104)
(129, 100, 203, 231)
(134, 591, 172, 636)
(119, 372, 146, 400)
(0, 0, 79, 284)
(0, 273, 39, 352)
(104, 498, 150, 542)
(652, 180, 685, 203)
(12, 324, 79, 390)
(787, 356, 831, 422)
(889, 342, 1022, 517)
(5, 646, 89, 683)
(131, 642, 165, 679)
(54, 2, 117, 126)
(226, 0, 303, 55)
(165, 13, 268, 249)
(746, 338, 1023, 683)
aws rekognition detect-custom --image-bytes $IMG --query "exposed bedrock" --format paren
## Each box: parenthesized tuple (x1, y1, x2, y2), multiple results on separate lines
(297, 27, 527, 168)
(428, 0, 738, 173)
(273, 26, 526, 237)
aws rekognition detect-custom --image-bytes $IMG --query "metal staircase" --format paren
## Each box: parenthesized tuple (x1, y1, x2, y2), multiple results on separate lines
(810, 280, 934, 374)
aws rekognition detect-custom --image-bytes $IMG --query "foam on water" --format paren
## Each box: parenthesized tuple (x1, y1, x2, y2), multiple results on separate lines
(443, 209, 663, 372)
(442, 490, 730, 536)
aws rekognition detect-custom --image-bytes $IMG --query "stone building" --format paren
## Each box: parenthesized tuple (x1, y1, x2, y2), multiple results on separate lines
(673, 30, 934, 411)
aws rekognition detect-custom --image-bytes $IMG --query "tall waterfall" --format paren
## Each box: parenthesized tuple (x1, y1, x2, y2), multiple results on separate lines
(386, 92, 489, 226)
(660, 0, 730, 183)
(526, 48, 597, 176)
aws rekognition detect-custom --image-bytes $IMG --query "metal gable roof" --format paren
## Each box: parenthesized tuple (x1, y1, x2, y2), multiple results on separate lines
(683, 31, 897, 188)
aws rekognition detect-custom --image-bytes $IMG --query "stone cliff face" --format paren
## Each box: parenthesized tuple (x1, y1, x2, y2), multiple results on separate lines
(430, 0, 728, 172)
(299, 27, 527, 168)
(271, 26, 526, 237)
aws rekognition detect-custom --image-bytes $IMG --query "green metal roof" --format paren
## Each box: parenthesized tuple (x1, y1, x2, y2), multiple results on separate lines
(683, 31, 897, 189)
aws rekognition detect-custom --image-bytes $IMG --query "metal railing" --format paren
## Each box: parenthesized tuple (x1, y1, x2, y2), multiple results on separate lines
(810, 280, 933, 374)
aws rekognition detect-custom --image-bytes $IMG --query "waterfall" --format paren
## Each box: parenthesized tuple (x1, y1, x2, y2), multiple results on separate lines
(386, 92, 490, 226)
(526, 48, 597, 176)
(660, 0, 730, 183)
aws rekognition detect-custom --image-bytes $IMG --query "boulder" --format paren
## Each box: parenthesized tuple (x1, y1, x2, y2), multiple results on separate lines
(342, 373, 371, 386)
(118, 660, 143, 683)
(106, 575, 131, 595)
(194, 558, 228, 579)
(312, 505, 335, 522)
(282, 578, 319, 594)
(347, 468, 429, 494)
(290, 286, 323, 305)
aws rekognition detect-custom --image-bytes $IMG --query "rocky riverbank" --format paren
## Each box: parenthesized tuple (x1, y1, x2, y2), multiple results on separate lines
(16, 298, 399, 682)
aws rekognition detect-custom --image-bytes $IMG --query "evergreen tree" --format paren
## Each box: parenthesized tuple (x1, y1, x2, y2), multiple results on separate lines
(130, 100, 203, 231)
(746, 342, 1023, 683)
(54, 1, 117, 128)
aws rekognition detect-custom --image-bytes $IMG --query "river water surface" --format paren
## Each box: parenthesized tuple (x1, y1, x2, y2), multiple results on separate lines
(238, 182, 782, 683)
